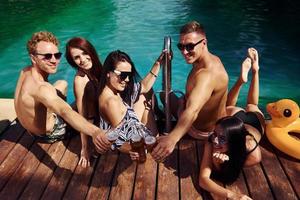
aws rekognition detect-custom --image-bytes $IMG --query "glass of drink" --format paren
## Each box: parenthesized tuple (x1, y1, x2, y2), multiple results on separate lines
(144, 135, 157, 153)
(130, 134, 146, 163)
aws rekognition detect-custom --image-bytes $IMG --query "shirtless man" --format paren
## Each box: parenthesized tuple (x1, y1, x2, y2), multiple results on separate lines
(152, 21, 229, 162)
(14, 31, 110, 152)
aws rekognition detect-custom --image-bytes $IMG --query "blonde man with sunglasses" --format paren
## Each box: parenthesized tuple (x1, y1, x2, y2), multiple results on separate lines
(14, 31, 110, 153)
(152, 21, 229, 162)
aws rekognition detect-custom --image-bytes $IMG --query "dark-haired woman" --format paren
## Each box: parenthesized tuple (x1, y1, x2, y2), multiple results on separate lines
(66, 37, 103, 167)
(98, 50, 165, 160)
(199, 48, 264, 200)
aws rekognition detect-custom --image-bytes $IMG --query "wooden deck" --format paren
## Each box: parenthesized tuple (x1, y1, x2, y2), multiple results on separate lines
(0, 118, 299, 200)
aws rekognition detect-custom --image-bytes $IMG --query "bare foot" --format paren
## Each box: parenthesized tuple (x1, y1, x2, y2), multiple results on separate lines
(240, 57, 251, 83)
(248, 48, 259, 71)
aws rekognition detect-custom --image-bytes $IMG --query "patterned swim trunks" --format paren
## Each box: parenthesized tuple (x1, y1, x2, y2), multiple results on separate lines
(35, 113, 68, 143)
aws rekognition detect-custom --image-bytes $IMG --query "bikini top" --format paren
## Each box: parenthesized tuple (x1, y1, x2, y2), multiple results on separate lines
(234, 110, 263, 135)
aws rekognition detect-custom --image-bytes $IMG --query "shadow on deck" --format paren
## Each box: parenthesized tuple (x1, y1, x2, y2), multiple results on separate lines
(0, 119, 299, 200)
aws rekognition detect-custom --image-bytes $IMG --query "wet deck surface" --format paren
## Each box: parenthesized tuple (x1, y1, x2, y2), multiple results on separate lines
(0, 119, 299, 200)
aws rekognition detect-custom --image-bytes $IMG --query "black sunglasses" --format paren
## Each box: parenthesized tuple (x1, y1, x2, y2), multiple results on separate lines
(35, 52, 62, 60)
(113, 70, 132, 81)
(177, 39, 205, 52)
(211, 132, 227, 146)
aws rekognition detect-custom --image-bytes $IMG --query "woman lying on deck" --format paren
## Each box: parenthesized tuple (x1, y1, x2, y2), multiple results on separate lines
(98, 50, 164, 160)
(199, 48, 264, 200)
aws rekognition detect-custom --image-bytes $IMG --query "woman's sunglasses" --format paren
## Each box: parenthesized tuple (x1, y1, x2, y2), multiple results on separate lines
(177, 38, 205, 52)
(113, 69, 132, 81)
(35, 52, 62, 60)
(212, 134, 227, 146)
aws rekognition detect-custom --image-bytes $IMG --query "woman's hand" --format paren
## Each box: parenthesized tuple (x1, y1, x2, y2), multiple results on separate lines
(212, 152, 229, 164)
(129, 151, 139, 161)
(78, 148, 91, 168)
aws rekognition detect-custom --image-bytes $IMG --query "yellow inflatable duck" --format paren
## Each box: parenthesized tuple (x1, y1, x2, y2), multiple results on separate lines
(266, 99, 300, 159)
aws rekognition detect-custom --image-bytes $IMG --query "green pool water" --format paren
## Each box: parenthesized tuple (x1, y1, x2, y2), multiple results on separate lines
(0, 0, 300, 112)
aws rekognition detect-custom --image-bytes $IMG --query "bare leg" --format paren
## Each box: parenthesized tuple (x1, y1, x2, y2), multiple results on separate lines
(226, 58, 251, 106)
(245, 48, 264, 141)
(246, 48, 259, 106)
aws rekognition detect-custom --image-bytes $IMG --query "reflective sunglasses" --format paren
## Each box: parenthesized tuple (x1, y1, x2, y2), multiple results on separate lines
(177, 39, 205, 52)
(35, 52, 62, 60)
(212, 133, 227, 146)
(113, 69, 132, 81)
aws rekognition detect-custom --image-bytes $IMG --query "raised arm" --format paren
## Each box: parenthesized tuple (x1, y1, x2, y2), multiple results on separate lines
(140, 50, 166, 94)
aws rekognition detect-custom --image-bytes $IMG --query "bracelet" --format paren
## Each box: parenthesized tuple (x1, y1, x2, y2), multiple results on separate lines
(150, 71, 157, 77)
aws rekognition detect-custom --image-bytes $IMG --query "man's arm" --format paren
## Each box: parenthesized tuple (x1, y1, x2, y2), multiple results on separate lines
(170, 71, 214, 140)
(152, 71, 214, 161)
(35, 84, 111, 152)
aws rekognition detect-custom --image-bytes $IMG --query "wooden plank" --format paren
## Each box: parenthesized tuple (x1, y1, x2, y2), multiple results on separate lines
(63, 154, 98, 200)
(109, 153, 137, 200)
(19, 140, 69, 199)
(132, 154, 157, 200)
(225, 172, 249, 198)
(86, 150, 118, 200)
(0, 130, 35, 191)
(0, 142, 51, 199)
(276, 150, 300, 198)
(156, 144, 179, 200)
(179, 139, 202, 200)
(0, 121, 25, 164)
(40, 135, 81, 200)
(243, 163, 273, 199)
(259, 140, 298, 200)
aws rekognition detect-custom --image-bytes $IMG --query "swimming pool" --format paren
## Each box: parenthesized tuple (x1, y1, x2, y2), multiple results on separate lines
(1, 0, 299, 111)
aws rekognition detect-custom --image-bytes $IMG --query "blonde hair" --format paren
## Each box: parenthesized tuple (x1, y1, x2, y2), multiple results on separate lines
(27, 31, 59, 54)
(180, 21, 206, 37)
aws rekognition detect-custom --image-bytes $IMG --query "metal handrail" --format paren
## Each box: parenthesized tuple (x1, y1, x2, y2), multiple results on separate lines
(162, 36, 172, 133)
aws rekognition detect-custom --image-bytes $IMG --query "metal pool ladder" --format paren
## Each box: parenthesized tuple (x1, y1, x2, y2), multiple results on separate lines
(162, 36, 172, 133)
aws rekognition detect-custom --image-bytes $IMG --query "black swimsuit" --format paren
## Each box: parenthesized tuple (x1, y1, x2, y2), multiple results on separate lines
(234, 110, 263, 154)
(234, 110, 263, 135)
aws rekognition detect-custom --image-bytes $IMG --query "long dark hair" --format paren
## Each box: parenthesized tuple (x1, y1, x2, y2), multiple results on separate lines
(210, 116, 248, 184)
(65, 37, 102, 84)
(98, 50, 141, 106)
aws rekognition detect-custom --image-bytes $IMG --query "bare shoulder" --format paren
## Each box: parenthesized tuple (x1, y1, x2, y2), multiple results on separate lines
(74, 74, 89, 92)
(210, 54, 228, 85)
(99, 94, 121, 110)
(35, 82, 58, 101)
(18, 67, 45, 96)
(74, 72, 89, 83)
